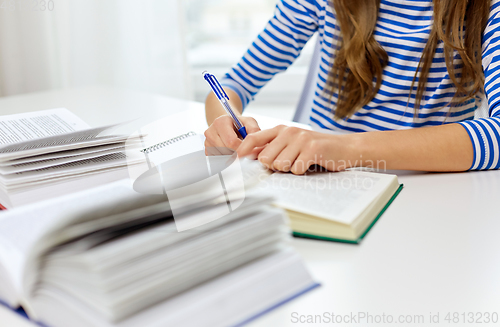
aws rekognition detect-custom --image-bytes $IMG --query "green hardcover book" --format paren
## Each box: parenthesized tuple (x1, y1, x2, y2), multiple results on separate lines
(255, 170, 403, 244)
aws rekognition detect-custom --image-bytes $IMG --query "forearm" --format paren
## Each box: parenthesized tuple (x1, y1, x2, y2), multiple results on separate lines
(205, 89, 243, 126)
(346, 123, 474, 171)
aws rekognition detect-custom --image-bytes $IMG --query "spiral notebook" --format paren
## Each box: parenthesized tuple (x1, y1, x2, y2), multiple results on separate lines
(141, 131, 204, 168)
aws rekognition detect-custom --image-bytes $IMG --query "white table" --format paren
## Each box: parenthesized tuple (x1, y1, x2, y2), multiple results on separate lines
(1, 86, 499, 327)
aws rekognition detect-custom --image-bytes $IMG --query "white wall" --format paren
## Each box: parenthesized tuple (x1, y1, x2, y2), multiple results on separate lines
(184, 0, 314, 118)
(0, 0, 191, 99)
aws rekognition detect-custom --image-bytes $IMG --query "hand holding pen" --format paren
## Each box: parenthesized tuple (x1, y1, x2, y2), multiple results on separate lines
(203, 71, 261, 155)
(203, 71, 248, 138)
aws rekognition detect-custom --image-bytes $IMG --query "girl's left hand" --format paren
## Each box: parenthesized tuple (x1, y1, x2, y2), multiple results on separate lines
(236, 125, 352, 174)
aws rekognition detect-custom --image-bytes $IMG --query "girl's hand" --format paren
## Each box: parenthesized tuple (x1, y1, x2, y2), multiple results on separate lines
(204, 115, 261, 155)
(236, 125, 352, 174)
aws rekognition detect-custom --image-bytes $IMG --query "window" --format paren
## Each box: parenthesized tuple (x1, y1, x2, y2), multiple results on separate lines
(184, 0, 315, 119)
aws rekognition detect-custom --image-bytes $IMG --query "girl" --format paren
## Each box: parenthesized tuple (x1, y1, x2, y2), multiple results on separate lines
(204, 0, 499, 175)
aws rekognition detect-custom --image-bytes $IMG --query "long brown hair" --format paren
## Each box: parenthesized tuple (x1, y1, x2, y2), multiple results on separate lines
(326, 0, 490, 119)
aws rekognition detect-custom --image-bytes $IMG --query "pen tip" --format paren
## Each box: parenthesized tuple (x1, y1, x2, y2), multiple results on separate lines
(201, 70, 208, 76)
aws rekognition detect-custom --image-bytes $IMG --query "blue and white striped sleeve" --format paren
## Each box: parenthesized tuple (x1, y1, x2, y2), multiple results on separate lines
(221, 0, 320, 110)
(458, 2, 500, 170)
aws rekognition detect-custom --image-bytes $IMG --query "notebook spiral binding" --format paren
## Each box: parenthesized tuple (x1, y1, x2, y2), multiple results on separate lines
(140, 131, 196, 154)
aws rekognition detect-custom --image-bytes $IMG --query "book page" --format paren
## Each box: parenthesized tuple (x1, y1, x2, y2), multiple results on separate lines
(0, 153, 140, 186)
(0, 306, 37, 326)
(1, 166, 129, 193)
(0, 147, 128, 175)
(0, 180, 140, 299)
(0, 108, 89, 145)
(0, 125, 122, 158)
(255, 170, 397, 225)
(0, 134, 144, 163)
(0, 142, 133, 166)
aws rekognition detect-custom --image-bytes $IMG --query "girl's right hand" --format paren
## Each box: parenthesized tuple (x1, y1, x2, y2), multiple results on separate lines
(204, 115, 261, 155)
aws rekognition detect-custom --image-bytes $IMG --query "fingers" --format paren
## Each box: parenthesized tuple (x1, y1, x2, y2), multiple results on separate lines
(240, 116, 261, 134)
(204, 127, 224, 148)
(272, 145, 301, 172)
(244, 146, 266, 160)
(204, 139, 223, 156)
(205, 119, 324, 175)
(237, 125, 285, 157)
(237, 125, 317, 174)
(217, 122, 242, 150)
(256, 136, 288, 169)
(204, 116, 242, 152)
(291, 151, 316, 175)
(204, 116, 263, 156)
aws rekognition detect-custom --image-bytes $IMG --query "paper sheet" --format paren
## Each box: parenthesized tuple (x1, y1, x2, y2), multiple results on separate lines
(0, 108, 89, 145)
(0, 153, 138, 186)
(0, 142, 139, 166)
(255, 170, 396, 225)
(0, 147, 129, 175)
(143, 134, 205, 169)
(0, 180, 139, 298)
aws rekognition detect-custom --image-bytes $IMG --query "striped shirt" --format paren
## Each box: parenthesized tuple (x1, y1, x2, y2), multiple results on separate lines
(221, 0, 500, 170)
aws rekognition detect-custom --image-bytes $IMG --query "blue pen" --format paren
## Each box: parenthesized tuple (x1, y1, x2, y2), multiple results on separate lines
(202, 71, 247, 139)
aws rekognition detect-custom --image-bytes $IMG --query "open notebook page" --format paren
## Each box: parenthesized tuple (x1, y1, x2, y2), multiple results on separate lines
(142, 133, 205, 169)
(134, 109, 207, 170)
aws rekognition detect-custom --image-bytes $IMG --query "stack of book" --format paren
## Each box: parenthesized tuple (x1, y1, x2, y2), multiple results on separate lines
(0, 108, 143, 209)
(0, 178, 318, 327)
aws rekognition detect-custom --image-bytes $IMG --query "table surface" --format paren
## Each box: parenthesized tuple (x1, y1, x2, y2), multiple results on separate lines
(1, 86, 499, 327)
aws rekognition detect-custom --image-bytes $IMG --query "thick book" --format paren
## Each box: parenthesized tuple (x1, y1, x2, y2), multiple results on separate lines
(0, 180, 318, 327)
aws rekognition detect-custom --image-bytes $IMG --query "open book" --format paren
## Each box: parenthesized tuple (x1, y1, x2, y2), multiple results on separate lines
(0, 109, 143, 209)
(251, 168, 402, 243)
(238, 114, 403, 243)
(0, 180, 318, 327)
